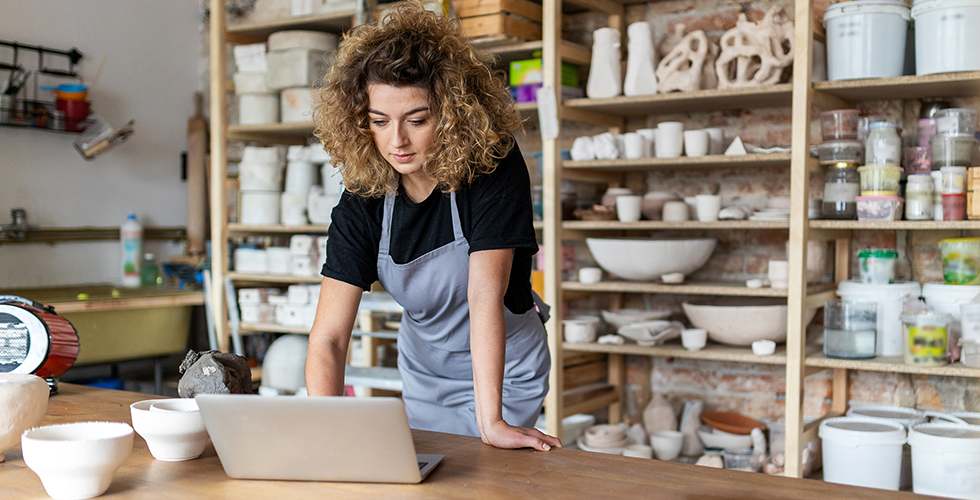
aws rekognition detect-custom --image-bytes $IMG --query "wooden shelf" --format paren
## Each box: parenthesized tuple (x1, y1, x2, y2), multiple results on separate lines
(228, 223, 331, 234)
(0, 284, 204, 314)
(562, 281, 836, 297)
(814, 71, 980, 102)
(225, 9, 356, 43)
(564, 341, 789, 365)
(482, 39, 591, 67)
(810, 220, 980, 231)
(240, 322, 309, 335)
(563, 83, 792, 116)
(227, 272, 321, 284)
(563, 220, 790, 230)
(227, 122, 314, 144)
(563, 153, 791, 172)
(806, 354, 980, 378)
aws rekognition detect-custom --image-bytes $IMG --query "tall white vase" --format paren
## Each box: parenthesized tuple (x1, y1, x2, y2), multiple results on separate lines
(624, 22, 658, 96)
(587, 28, 622, 98)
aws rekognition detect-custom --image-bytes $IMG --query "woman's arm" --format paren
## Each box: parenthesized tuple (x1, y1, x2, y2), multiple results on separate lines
(305, 276, 364, 396)
(468, 248, 561, 451)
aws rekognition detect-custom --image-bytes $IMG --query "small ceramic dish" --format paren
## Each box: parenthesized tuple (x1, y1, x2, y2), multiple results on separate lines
(131, 399, 209, 461)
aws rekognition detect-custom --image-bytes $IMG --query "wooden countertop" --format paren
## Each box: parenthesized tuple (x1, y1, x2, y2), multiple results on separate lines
(0, 284, 204, 313)
(0, 384, 932, 499)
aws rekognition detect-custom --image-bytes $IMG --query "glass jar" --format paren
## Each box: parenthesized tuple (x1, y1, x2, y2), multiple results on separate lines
(865, 122, 901, 165)
(822, 163, 860, 219)
(905, 174, 934, 220)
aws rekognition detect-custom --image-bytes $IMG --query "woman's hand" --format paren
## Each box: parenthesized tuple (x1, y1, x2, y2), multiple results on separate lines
(480, 418, 562, 451)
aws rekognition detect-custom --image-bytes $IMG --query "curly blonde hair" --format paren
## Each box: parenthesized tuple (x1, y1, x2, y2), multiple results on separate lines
(312, 1, 522, 198)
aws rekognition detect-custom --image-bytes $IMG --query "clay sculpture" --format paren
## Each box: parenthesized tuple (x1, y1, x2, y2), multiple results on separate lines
(177, 349, 253, 397)
(624, 22, 658, 96)
(715, 6, 794, 89)
(656, 30, 711, 93)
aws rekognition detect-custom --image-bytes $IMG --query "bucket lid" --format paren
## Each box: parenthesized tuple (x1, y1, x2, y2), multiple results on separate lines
(899, 310, 952, 325)
(819, 417, 907, 445)
(939, 237, 980, 245)
(922, 283, 980, 300)
(950, 412, 980, 426)
(913, 0, 980, 17)
(847, 405, 924, 426)
(909, 423, 980, 452)
(858, 249, 898, 259)
(826, 0, 912, 21)
(838, 280, 921, 297)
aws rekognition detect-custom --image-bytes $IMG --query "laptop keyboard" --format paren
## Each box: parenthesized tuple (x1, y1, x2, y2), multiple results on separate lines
(417, 461, 428, 470)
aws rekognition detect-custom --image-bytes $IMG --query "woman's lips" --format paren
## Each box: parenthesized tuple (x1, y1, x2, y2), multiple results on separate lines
(392, 153, 414, 163)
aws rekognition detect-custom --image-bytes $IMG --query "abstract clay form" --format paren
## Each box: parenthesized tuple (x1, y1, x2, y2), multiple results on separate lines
(716, 6, 794, 89)
(657, 24, 686, 59)
(177, 349, 253, 398)
(586, 28, 622, 98)
(0, 373, 49, 462)
(656, 29, 712, 93)
(624, 22, 658, 96)
(643, 392, 678, 435)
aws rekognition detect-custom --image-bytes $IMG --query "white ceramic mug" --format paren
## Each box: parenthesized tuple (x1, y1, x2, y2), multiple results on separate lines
(622, 132, 645, 159)
(703, 127, 724, 155)
(695, 194, 721, 222)
(578, 267, 603, 284)
(684, 130, 710, 157)
(681, 328, 708, 351)
(655, 121, 684, 158)
(661, 201, 689, 222)
(768, 260, 789, 288)
(616, 195, 643, 222)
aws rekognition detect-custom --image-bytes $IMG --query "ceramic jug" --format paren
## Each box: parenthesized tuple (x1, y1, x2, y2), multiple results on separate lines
(624, 22, 658, 96)
(587, 28, 622, 98)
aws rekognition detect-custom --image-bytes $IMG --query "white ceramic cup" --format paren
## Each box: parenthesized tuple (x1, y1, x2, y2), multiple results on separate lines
(563, 317, 599, 343)
(662, 201, 689, 222)
(703, 127, 724, 154)
(578, 267, 603, 284)
(768, 260, 789, 288)
(650, 430, 684, 461)
(695, 194, 722, 222)
(623, 444, 654, 459)
(684, 130, 710, 157)
(656, 121, 684, 158)
(681, 328, 708, 351)
(622, 132, 645, 159)
(616, 195, 643, 222)
(636, 128, 657, 157)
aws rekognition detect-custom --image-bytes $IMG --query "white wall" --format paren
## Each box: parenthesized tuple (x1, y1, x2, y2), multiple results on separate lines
(0, 0, 202, 288)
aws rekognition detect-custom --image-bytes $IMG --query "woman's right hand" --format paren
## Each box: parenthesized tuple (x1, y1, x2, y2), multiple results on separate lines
(480, 418, 562, 451)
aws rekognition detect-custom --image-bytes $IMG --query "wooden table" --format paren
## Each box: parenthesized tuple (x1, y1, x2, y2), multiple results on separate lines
(1, 384, 933, 499)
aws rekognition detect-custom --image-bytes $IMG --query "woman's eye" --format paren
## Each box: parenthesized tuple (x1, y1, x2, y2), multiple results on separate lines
(371, 119, 388, 127)
(409, 119, 427, 127)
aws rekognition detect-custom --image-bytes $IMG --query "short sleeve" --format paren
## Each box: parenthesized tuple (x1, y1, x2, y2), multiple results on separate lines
(466, 146, 538, 256)
(321, 191, 383, 290)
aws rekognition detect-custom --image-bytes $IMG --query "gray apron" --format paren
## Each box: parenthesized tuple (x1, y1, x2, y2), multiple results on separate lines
(376, 191, 551, 437)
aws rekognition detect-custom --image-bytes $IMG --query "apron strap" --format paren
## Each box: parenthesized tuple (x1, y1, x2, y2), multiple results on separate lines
(449, 191, 463, 241)
(379, 193, 395, 257)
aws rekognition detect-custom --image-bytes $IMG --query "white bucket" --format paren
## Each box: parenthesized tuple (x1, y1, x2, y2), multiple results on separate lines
(847, 405, 925, 489)
(240, 191, 281, 225)
(239, 93, 280, 125)
(819, 416, 907, 490)
(239, 161, 283, 191)
(837, 281, 921, 356)
(909, 422, 980, 499)
(923, 283, 980, 323)
(912, 0, 980, 75)
(824, 0, 911, 80)
(949, 412, 980, 426)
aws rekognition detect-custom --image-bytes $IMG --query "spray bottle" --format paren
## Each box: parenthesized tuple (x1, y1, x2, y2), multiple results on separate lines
(121, 213, 143, 288)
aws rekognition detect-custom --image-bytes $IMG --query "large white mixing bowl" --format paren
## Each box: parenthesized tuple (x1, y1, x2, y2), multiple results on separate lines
(585, 238, 716, 281)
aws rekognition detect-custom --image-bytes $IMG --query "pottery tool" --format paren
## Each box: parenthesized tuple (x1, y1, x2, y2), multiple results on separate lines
(186, 92, 209, 257)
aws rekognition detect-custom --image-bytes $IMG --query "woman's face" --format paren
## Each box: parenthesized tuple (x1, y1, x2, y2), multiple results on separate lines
(367, 84, 436, 182)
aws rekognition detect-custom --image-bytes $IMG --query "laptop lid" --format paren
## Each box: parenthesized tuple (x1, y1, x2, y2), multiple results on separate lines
(195, 394, 442, 483)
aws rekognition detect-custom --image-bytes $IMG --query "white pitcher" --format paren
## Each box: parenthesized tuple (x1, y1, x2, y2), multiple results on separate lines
(624, 22, 658, 96)
(587, 28, 622, 98)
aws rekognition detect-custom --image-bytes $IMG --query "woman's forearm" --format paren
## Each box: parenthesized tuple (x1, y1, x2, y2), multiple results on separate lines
(468, 249, 513, 433)
(305, 277, 363, 396)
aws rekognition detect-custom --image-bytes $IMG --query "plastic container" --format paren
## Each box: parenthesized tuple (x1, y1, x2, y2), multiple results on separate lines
(824, 300, 877, 359)
(931, 171, 945, 221)
(819, 109, 860, 140)
(899, 311, 952, 366)
(962, 338, 980, 367)
(941, 166, 968, 194)
(918, 118, 938, 148)
(847, 405, 925, 489)
(912, 0, 980, 75)
(909, 422, 980, 499)
(857, 164, 902, 195)
(858, 249, 897, 284)
(865, 123, 902, 165)
(961, 302, 980, 342)
(838, 281, 922, 356)
(856, 195, 903, 221)
(140, 253, 160, 287)
(934, 108, 978, 136)
(817, 140, 863, 165)
(922, 283, 980, 325)
(822, 164, 860, 219)
(938, 238, 980, 285)
(932, 134, 977, 167)
(819, 416, 907, 490)
(904, 174, 934, 220)
(120, 213, 143, 288)
(823, 0, 911, 81)
(942, 193, 967, 221)
(903, 146, 933, 176)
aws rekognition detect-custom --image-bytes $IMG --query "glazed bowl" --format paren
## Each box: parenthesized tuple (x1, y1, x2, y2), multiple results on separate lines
(131, 398, 208, 461)
(682, 298, 818, 346)
(0, 373, 49, 457)
(600, 308, 672, 331)
(21, 421, 133, 500)
(586, 238, 716, 281)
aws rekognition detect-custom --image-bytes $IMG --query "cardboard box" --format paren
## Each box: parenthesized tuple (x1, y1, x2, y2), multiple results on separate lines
(453, 0, 542, 42)
(454, 0, 541, 22)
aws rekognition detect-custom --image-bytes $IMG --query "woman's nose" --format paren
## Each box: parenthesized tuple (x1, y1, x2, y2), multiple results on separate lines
(390, 123, 409, 147)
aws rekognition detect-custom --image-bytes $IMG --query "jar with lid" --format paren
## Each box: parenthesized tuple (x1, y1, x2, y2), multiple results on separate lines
(905, 174, 934, 220)
(865, 122, 901, 165)
(822, 163, 860, 219)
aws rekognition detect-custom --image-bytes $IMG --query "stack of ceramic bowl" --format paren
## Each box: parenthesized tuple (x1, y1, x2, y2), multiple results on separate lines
(265, 30, 338, 123)
(233, 44, 278, 125)
(817, 109, 863, 220)
(239, 146, 283, 225)
(577, 424, 633, 454)
(932, 108, 977, 221)
(282, 145, 318, 226)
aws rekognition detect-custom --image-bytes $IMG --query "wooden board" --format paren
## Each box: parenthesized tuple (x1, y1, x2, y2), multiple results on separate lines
(459, 13, 542, 42)
(453, 0, 543, 22)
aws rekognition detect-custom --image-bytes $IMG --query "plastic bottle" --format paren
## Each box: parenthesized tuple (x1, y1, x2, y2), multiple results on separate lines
(121, 213, 143, 288)
(141, 253, 161, 287)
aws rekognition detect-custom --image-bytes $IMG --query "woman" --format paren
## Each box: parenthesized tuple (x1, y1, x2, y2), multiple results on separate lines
(305, 1, 560, 452)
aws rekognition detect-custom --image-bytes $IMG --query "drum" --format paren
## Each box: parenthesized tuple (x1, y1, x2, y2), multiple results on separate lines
(0, 295, 80, 380)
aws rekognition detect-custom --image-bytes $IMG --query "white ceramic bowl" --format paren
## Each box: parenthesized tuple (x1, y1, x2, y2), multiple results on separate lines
(586, 238, 716, 281)
(131, 399, 208, 461)
(0, 373, 49, 456)
(21, 421, 134, 500)
(600, 309, 672, 331)
(562, 317, 599, 343)
(698, 428, 754, 450)
(682, 299, 818, 346)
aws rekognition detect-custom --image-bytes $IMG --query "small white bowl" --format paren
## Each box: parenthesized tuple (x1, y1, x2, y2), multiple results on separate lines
(649, 430, 684, 460)
(752, 340, 777, 355)
(131, 399, 209, 462)
(21, 421, 134, 500)
(681, 328, 708, 351)
(578, 267, 603, 284)
(562, 317, 599, 343)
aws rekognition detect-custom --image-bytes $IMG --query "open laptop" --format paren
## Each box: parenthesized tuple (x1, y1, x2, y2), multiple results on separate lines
(195, 394, 443, 483)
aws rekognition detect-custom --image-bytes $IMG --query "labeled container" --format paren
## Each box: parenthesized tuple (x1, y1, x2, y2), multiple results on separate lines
(941, 166, 968, 194)
(823, 0, 911, 81)
(858, 249, 898, 284)
(903, 146, 932, 176)
(934, 108, 978, 136)
(121, 213, 143, 288)
(912, 0, 980, 75)
(858, 164, 902, 195)
(838, 281, 921, 356)
(932, 134, 977, 167)
(824, 300, 877, 359)
(847, 405, 925, 490)
(904, 174, 934, 220)
(942, 193, 967, 221)
(819, 109, 860, 140)
(899, 311, 952, 366)
(819, 416, 907, 490)
(856, 195, 903, 221)
(938, 238, 980, 285)
(908, 422, 980, 499)
(865, 123, 902, 165)
(822, 164, 860, 219)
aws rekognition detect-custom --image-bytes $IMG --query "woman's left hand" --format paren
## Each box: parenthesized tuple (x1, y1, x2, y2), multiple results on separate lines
(481, 419, 562, 451)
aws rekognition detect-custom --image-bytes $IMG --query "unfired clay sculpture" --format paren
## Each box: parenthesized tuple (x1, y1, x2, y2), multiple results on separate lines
(642, 393, 677, 435)
(177, 349, 253, 398)
(715, 6, 794, 89)
(0, 373, 48, 462)
(656, 30, 711, 93)
(657, 24, 686, 59)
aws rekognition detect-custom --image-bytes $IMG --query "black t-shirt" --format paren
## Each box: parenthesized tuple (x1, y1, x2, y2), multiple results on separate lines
(322, 144, 539, 314)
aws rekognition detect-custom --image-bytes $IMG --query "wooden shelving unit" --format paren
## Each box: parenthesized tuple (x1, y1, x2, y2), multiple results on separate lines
(563, 281, 835, 298)
(227, 223, 331, 234)
(564, 220, 790, 230)
(563, 83, 793, 115)
(226, 272, 323, 284)
(565, 341, 792, 366)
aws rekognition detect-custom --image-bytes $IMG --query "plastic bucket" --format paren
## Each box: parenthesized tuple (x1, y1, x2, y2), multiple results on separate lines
(824, 0, 910, 80)
(922, 283, 980, 332)
(837, 281, 921, 356)
(909, 422, 980, 499)
(939, 238, 980, 285)
(912, 0, 980, 75)
(819, 416, 907, 490)
(847, 405, 925, 489)
(900, 311, 952, 367)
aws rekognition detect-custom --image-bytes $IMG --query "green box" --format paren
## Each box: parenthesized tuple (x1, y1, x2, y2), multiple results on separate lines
(509, 58, 578, 88)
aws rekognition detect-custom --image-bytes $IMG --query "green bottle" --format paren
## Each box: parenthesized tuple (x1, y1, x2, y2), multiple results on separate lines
(141, 253, 161, 287)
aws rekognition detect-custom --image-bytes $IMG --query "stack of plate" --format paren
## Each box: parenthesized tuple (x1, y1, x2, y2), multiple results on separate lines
(748, 208, 790, 221)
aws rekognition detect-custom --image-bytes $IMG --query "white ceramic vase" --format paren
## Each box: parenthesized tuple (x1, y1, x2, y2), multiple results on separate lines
(587, 28, 622, 98)
(624, 22, 658, 96)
